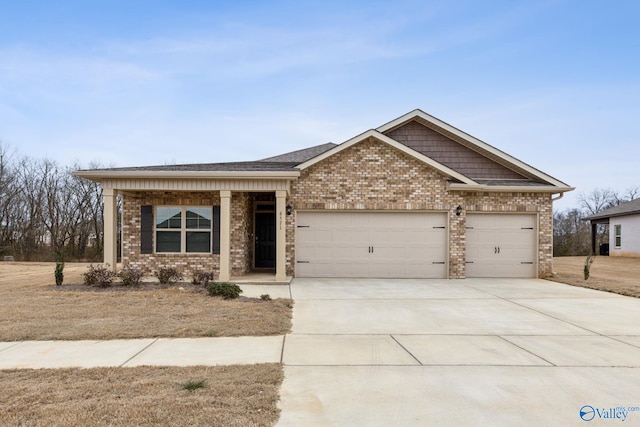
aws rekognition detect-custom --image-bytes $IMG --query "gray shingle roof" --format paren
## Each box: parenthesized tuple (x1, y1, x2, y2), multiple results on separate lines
(260, 142, 336, 163)
(584, 198, 640, 221)
(78, 143, 337, 173)
(91, 161, 299, 173)
(475, 179, 550, 187)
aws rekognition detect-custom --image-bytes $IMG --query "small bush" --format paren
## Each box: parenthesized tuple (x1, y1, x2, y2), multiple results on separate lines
(83, 264, 116, 287)
(156, 267, 183, 285)
(181, 379, 206, 392)
(191, 270, 215, 286)
(206, 282, 243, 299)
(54, 261, 64, 286)
(118, 266, 145, 286)
(584, 254, 595, 280)
(260, 294, 272, 301)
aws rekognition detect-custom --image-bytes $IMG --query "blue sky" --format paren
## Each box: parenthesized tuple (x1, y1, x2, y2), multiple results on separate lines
(1, 0, 639, 211)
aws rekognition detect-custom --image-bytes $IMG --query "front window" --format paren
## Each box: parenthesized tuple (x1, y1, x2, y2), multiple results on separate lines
(156, 207, 212, 253)
(615, 224, 622, 247)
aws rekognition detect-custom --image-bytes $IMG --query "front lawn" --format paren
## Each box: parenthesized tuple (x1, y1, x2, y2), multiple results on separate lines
(0, 364, 282, 427)
(0, 262, 292, 341)
(551, 256, 640, 298)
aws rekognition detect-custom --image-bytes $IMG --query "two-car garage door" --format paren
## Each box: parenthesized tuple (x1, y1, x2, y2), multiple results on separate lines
(296, 212, 448, 278)
(295, 211, 537, 278)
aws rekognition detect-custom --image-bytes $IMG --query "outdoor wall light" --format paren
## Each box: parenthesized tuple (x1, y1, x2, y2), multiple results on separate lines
(286, 205, 292, 216)
(455, 205, 463, 216)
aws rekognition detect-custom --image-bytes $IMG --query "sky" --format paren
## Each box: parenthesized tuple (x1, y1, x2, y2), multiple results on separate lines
(1, 0, 639, 211)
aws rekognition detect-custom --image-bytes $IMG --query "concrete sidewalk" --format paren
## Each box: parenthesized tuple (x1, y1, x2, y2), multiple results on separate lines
(0, 336, 284, 369)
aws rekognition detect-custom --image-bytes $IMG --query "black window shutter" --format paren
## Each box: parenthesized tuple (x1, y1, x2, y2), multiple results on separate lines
(140, 205, 153, 254)
(212, 206, 220, 254)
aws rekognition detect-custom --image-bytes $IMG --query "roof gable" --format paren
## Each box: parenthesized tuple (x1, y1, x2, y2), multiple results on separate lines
(296, 129, 476, 185)
(385, 120, 530, 181)
(377, 109, 571, 188)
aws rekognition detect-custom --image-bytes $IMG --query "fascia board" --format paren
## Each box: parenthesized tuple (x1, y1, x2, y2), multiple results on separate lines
(297, 129, 477, 185)
(72, 170, 301, 181)
(448, 183, 576, 193)
(377, 109, 571, 188)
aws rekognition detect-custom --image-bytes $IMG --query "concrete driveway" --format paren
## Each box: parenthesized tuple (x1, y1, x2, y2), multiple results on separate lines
(277, 278, 640, 426)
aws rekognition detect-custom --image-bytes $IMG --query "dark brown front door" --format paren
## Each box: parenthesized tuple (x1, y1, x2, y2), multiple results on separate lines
(255, 207, 276, 268)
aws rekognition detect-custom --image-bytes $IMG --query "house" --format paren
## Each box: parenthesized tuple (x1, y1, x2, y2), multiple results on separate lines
(73, 109, 573, 281)
(584, 198, 640, 257)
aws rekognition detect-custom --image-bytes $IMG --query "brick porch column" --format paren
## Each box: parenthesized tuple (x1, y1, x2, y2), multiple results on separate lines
(219, 190, 232, 282)
(103, 188, 118, 271)
(275, 190, 287, 281)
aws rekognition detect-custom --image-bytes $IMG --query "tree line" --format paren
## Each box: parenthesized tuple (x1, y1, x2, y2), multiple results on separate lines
(1, 139, 636, 261)
(0, 142, 106, 262)
(553, 187, 639, 256)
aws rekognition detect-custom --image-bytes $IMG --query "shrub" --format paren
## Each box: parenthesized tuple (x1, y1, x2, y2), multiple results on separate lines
(191, 270, 215, 286)
(156, 267, 183, 285)
(181, 379, 206, 392)
(260, 294, 272, 301)
(206, 282, 243, 299)
(83, 264, 116, 287)
(584, 254, 595, 280)
(118, 266, 145, 286)
(54, 261, 64, 286)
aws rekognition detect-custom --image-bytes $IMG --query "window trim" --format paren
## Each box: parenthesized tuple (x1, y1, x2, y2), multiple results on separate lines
(155, 206, 213, 254)
(614, 224, 622, 248)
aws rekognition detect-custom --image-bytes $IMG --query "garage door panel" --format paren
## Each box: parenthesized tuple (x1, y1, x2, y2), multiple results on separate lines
(296, 212, 447, 278)
(466, 214, 537, 278)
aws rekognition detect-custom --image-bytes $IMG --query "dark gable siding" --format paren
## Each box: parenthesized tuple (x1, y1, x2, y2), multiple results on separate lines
(386, 121, 527, 180)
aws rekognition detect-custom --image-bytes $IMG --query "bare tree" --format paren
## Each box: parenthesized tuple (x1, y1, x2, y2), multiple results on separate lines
(578, 188, 615, 216)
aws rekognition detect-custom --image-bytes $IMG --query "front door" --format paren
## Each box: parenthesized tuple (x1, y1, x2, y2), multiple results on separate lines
(255, 204, 276, 268)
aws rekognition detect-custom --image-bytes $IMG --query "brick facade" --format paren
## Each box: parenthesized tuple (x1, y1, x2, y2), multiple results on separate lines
(122, 191, 253, 277)
(119, 138, 554, 279)
(287, 137, 553, 278)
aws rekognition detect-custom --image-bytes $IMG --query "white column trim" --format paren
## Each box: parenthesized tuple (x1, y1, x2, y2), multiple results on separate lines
(275, 190, 287, 281)
(219, 190, 232, 282)
(103, 188, 118, 271)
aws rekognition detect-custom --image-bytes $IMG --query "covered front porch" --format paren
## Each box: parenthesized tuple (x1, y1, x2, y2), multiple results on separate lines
(100, 173, 296, 282)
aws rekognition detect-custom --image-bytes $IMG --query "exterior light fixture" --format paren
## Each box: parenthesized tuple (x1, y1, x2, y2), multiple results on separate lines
(455, 205, 463, 216)
(286, 205, 292, 216)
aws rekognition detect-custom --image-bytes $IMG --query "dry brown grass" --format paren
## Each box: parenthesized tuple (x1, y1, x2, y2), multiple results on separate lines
(0, 262, 292, 341)
(551, 256, 640, 298)
(0, 364, 282, 427)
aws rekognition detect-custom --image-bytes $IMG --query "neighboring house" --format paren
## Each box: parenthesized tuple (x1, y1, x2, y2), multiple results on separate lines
(74, 109, 573, 281)
(584, 198, 640, 257)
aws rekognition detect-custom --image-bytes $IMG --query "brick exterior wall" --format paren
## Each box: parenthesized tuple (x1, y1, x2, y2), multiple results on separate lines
(287, 137, 553, 278)
(121, 191, 253, 277)
(119, 137, 554, 279)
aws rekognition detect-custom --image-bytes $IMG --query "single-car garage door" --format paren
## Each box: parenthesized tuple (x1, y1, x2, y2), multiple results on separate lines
(296, 211, 447, 278)
(466, 214, 537, 278)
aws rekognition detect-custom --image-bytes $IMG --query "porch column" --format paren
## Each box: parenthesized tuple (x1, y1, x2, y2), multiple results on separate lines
(275, 190, 287, 281)
(219, 190, 232, 282)
(103, 188, 118, 272)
